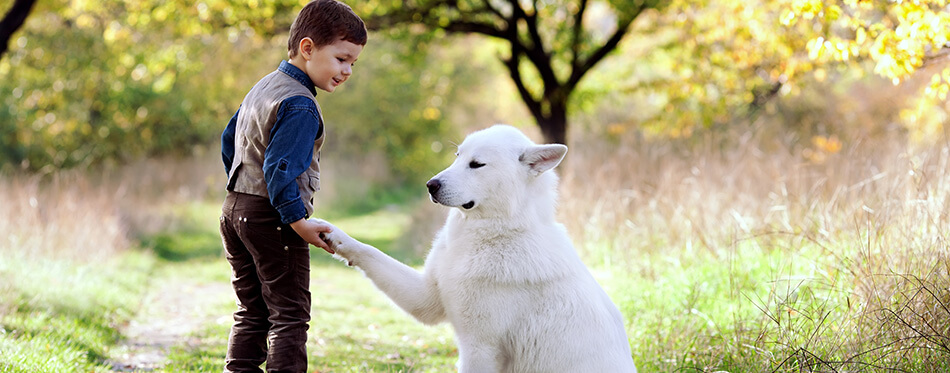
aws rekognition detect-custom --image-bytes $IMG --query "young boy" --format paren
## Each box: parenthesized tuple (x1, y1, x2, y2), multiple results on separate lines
(219, 1, 366, 371)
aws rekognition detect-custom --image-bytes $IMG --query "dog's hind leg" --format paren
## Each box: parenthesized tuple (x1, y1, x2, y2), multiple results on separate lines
(456, 342, 504, 373)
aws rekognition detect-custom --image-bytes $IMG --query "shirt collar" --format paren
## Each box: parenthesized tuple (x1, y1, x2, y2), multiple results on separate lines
(278, 60, 316, 96)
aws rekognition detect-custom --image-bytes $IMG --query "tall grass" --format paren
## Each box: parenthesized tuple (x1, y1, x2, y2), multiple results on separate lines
(0, 151, 223, 372)
(3, 117, 949, 371)
(0, 176, 151, 372)
(558, 124, 950, 371)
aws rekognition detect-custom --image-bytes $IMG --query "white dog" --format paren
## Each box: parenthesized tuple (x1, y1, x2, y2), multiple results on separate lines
(317, 125, 637, 372)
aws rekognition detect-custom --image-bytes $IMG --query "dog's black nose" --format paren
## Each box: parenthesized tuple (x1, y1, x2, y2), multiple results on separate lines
(426, 179, 441, 195)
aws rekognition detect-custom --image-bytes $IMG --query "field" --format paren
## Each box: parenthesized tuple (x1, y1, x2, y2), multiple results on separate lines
(0, 127, 948, 372)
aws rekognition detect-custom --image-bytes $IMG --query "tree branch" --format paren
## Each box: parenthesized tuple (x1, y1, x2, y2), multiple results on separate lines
(364, 0, 451, 31)
(443, 20, 506, 38)
(509, 0, 559, 93)
(502, 49, 543, 120)
(570, 0, 589, 69)
(478, 0, 507, 19)
(0, 0, 38, 60)
(566, 9, 639, 91)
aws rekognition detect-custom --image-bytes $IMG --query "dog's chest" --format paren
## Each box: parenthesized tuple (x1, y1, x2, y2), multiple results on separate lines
(430, 234, 554, 320)
(434, 254, 523, 328)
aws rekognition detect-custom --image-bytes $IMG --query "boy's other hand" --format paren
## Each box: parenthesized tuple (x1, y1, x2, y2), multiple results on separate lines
(289, 218, 334, 254)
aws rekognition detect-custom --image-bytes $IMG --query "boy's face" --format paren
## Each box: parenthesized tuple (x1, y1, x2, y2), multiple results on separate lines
(298, 38, 363, 93)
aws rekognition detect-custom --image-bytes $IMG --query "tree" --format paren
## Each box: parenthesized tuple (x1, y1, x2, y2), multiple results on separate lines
(0, 0, 301, 170)
(600, 0, 949, 139)
(0, 0, 38, 59)
(0, 0, 460, 177)
(354, 0, 666, 145)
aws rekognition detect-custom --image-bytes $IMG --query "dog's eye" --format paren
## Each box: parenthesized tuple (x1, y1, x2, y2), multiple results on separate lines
(469, 160, 485, 169)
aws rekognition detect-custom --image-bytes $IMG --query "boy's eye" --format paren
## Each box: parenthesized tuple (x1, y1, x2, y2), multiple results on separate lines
(469, 160, 485, 169)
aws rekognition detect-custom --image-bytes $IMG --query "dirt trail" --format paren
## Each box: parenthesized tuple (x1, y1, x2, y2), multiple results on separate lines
(107, 278, 233, 372)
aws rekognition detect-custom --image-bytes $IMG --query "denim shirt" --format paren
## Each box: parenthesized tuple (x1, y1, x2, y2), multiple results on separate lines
(221, 61, 324, 224)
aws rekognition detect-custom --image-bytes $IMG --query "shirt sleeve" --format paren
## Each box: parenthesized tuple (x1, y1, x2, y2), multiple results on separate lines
(221, 108, 239, 175)
(263, 96, 322, 224)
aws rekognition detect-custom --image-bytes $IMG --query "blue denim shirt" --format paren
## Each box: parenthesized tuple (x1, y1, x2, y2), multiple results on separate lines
(221, 61, 324, 224)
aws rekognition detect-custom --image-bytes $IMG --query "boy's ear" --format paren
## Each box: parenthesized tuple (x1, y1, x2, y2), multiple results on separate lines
(299, 37, 314, 59)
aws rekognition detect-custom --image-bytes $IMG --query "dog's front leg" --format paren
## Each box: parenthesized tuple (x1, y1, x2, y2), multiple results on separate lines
(350, 250, 446, 325)
(318, 220, 446, 325)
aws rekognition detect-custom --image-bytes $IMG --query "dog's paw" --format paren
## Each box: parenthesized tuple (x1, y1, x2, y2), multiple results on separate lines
(314, 222, 359, 266)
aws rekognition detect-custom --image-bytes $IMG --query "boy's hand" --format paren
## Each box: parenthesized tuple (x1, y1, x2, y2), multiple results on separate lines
(289, 218, 334, 254)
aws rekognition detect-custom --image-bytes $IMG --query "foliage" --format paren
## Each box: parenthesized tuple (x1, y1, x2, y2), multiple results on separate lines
(0, 0, 470, 181)
(3, 0, 947, 173)
(318, 35, 465, 186)
(785, 0, 950, 141)
(783, 0, 949, 86)
(0, 0, 278, 171)
(581, 0, 948, 139)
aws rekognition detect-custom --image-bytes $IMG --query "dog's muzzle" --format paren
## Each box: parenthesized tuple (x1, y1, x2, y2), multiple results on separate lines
(426, 178, 475, 209)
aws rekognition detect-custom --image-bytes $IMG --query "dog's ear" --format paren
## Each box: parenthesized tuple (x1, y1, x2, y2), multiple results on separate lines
(521, 144, 568, 176)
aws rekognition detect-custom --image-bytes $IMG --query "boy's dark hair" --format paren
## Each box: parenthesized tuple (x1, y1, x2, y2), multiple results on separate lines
(288, 0, 367, 58)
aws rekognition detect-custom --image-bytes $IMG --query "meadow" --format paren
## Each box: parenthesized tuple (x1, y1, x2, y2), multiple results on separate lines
(1, 120, 948, 372)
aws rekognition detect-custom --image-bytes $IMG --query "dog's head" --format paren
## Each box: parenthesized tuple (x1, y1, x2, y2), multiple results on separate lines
(426, 125, 567, 217)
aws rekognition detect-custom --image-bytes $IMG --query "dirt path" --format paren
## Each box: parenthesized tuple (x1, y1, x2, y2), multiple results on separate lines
(107, 277, 233, 372)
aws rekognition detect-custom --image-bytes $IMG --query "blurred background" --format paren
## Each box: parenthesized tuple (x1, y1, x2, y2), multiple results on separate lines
(1, 0, 949, 372)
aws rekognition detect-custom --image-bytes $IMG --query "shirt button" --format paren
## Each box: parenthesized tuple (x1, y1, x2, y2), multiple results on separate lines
(276, 226, 281, 231)
(284, 246, 289, 251)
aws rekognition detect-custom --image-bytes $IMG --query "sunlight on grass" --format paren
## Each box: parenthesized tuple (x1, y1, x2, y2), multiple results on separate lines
(3, 124, 950, 372)
(332, 208, 412, 245)
(155, 203, 457, 372)
(0, 252, 154, 372)
(159, 260, 458, 373)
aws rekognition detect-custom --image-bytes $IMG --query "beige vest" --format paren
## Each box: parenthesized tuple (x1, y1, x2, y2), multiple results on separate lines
(226, 69, 325, 217)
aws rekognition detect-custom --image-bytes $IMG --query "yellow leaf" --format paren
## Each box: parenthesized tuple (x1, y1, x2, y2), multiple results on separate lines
(826, 5, 842, 21)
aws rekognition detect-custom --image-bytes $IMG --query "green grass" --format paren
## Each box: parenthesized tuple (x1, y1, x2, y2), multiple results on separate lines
(0, 251, 154, 372)
(141, 201, 226, 261)
(158, 201, 456, 372)
(3, 195, 947, 372)
(161, 263, 458, 373)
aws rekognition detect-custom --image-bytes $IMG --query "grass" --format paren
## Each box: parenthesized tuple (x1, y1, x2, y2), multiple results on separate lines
(556, 127, 950, 371)
(0, 251, 154, 373)
(156, 201, 457, 373)
(2, 127, 949, 372)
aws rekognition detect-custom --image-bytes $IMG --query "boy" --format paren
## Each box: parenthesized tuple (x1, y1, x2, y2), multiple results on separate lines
(219, 1, 366, 371)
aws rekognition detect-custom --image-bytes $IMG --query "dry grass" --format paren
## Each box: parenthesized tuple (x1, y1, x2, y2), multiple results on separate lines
(558, 124, 950, 371)
(0, 147, 226, 262)
(2, 115, 948, 370)
(0, 172, 129, 261)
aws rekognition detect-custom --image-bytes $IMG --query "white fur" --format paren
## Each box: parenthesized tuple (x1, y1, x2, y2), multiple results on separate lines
(317, 125, 637, 372)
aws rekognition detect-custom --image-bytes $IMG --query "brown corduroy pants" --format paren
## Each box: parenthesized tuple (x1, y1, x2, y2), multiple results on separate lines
(220, 192, 311, 373)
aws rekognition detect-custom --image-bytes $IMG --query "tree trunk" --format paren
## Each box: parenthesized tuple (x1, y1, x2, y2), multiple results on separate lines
(0, 0, 38, 60)
(536, 100, 568, 145)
